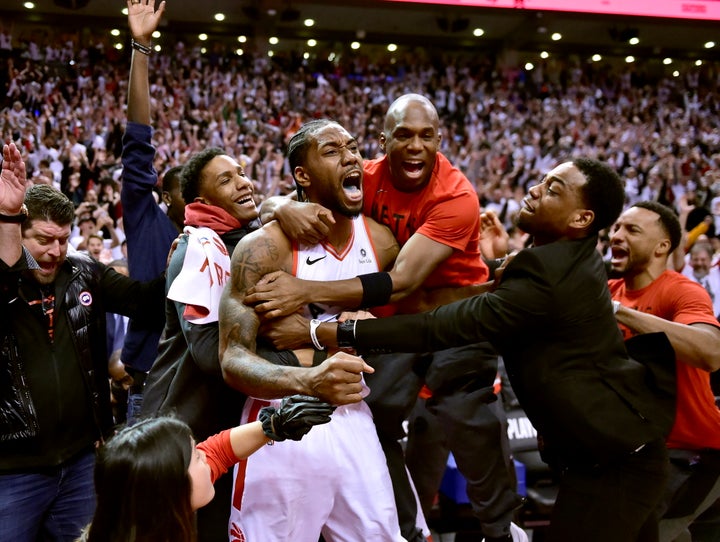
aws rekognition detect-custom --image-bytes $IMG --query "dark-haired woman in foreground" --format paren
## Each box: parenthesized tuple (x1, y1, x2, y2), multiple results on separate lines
(79, 395, 334, 542)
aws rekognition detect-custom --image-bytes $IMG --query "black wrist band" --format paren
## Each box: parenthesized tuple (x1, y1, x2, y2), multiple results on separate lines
(131, 39, 152, 55)
(358, 272, 393, 308)
(337, 319, 357, 348)
(0, 204, 28, 223)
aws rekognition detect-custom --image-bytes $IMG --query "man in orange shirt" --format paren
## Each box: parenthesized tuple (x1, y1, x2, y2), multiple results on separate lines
(609, 200, 720, 541)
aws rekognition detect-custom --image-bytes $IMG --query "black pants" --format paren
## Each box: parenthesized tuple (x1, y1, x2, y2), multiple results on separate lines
(365, 343, 523, 540)
(406, 394, 517, 520)
(547, 438, 669, 542)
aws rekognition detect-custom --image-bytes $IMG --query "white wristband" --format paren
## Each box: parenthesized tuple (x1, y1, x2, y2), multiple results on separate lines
(309, 319, 325, 350)
(612, 300, 622, 314)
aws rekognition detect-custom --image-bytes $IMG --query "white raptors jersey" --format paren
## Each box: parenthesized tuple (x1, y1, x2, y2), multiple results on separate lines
(229, 215, 409, 542)
(293, 215, 381, 322)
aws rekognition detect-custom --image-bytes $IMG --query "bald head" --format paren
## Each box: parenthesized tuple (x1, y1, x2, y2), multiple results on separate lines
(379, 93, 442, 192)
(383, 93, 439, 134)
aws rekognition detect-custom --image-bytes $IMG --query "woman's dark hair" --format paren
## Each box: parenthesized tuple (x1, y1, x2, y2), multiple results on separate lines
(179, 147, 227, 203)
(573, 157, 625, 234)
(85, 417, 196, 542)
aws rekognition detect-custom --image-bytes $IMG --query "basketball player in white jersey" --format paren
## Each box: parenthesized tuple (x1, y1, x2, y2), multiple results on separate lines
(218, 119, 407, 541)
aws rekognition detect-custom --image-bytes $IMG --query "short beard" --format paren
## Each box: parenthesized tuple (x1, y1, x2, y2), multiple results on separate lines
(339, 207, 362, 219)
(29, 269, 58, 286)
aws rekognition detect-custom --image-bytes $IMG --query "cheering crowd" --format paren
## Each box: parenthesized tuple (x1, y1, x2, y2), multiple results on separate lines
(1, 1, 720, 541)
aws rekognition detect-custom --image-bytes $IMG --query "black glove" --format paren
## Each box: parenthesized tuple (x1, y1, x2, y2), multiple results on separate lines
(259, 394, 335, 441)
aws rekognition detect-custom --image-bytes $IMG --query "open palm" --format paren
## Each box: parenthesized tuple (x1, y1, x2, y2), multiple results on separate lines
(127, 0, 166, 43)
(0, 143, 27, 213)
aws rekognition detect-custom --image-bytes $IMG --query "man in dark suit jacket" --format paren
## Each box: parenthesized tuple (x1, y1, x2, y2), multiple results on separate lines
(313, 158, 676, 542)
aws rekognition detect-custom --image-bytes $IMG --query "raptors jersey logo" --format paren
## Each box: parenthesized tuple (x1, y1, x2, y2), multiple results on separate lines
(229, 522, 246, 542)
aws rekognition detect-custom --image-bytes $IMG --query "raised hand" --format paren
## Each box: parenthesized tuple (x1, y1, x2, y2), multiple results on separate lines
(0, 142, 29, 266)
(127, 0, 166, 43)
(0, 143, 28, 214)
(479, 209, 509, 260)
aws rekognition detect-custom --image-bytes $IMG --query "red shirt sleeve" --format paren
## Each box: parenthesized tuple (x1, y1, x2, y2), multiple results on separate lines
(197, 429, 238, 484)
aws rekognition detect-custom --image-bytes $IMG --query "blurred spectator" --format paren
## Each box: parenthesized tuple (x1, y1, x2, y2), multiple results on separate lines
(683, 241, 720, 320)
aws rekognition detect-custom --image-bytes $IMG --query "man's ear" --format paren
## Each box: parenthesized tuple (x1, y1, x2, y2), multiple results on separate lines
(655, 237, 672, 257)
(571, 209, 595, 231)
(294, 166, 311, 191)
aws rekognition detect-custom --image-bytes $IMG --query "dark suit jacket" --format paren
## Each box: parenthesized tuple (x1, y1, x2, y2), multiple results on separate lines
(356, 235, 676, 468)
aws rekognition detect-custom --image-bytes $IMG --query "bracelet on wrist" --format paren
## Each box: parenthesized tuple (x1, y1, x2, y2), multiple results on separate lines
(131, 38, 152, 55)
(309, 319, 325, 351)
(0, 204, 28, 223)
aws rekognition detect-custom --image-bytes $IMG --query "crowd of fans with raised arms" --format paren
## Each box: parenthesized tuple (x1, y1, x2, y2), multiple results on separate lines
(1, 14, 719, 258)
(1, 2, 720, 541)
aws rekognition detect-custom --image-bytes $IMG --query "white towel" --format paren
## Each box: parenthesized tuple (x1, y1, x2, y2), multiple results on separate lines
(167, 226, 231, 324)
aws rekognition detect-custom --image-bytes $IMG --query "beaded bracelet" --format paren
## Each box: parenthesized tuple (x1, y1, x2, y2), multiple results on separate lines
(131, 39, 152, 55)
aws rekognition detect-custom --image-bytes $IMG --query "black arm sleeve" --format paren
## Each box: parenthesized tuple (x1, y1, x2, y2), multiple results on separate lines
(352, 248, 551, 356)
(101, 265, 167, 329)
(354, 313, 430, 354)
(354, 297, 489, 355)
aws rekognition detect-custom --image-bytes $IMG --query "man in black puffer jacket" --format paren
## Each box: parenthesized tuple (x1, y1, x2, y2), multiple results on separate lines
(0, 143, 165, 542)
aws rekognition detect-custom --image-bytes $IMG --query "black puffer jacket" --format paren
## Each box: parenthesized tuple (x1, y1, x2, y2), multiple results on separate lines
(0, 251, 165, 471)
(0, 249, 39, 443)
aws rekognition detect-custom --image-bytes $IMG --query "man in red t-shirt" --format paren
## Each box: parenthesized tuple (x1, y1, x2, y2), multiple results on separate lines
(608, 201, 720, 541)
(361, 133, 487, 291)
(357, 97, 522, 542)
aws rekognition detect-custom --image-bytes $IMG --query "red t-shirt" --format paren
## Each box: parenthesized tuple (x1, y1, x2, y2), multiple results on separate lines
(362, 152, 488, 288)
(608, 270, 720, 450)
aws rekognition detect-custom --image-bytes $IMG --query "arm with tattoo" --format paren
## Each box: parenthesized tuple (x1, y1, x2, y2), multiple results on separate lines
(219, 224, 372, 404)
(219, 225, 297, 396)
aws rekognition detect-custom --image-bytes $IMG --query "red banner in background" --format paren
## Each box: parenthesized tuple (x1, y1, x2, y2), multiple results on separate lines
(383, 0, 720, 21)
